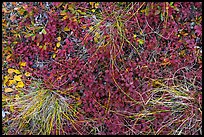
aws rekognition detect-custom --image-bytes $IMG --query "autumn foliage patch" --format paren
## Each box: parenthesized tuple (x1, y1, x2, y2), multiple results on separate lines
(2, 2, 202, 135)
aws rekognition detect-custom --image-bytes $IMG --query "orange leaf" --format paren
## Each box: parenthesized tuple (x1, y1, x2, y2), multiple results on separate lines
(10, 15, 16, 22)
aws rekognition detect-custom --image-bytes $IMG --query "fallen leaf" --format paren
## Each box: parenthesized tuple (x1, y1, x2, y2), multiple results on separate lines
(56, 42, 60, 48)
(8, 80, 16, 86)
(4, 76, 9, 86)
(25, 72, 31, 76)
(10, 14, 16, 22)
(10, 105, 15, 112)
(57, 37, 61, 41)
(43, 45, 47, 50)
(62, 15, 68, 20)
(68, 5, 74, 11)
(14, 75, 22, 81)
(8, 68, 15, 74)
(137, 39, 144, 45)
(82, 25, 87, 29)
(64, 26, 70, 31)
(5, 88, 13, 93)
(60, 10, 67, 15)
(42, 29, 47, 35)
(19, 62, 26, 67)
(14, 69, 21, 74)
(32, 35, 36, 41)
(89, 2, 94, 8)
(94, 37, 98, 43)
(91, 9, 95, 12)
(95, 2, 99, 8)
(89, 26, 94, 31)
(18, 8, 26, 15)
(52, 54, 56, 58)
(95, 32, 100, 39)
(16, 81, 24, 88)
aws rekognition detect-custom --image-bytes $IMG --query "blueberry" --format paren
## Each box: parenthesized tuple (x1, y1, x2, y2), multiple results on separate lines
(48, 52, 54, 55)
(32, 64, 37, 68)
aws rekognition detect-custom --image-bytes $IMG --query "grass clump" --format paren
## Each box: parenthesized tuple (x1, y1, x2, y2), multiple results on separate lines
(2, 81, 81, 135)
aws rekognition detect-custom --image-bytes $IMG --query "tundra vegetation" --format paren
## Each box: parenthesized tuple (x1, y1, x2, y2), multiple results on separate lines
(2, 2, 202, 135)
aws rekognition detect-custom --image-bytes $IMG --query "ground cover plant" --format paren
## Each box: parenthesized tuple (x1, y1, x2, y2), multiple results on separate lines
(2, 2, 202, 135)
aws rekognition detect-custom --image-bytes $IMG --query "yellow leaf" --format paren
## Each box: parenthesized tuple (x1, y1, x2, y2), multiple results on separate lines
(43, 45, 47, 50)
(52, 54, 56, 58)
(64, 26, 70, 31)
(56, 42, 60, 48)
(10, 105, 14, 112)
(89, 26, 93, 31)
(15, 94, 20, 99)
(8, 68, 15, 74)
(42, 29, 47, 35)
(139, 31, 143, 35)
(25, 72, 31, 77)
(179, 50, 186, 57)
(32, 35, 36, 41)
(95, 32, 100, 39)
(16, 81, 24, 88)
(19, 62, 26, 67)
(68, 5, 74, 12)
(94, 37, 98, 43)
(14, 75, 22, 81)
(62, 15, 68, 20)
(77, 10, 82, 14)
(60, 10, 67, 16)
(79, 11, 86, 15)
(57, 37, 61, 41)
(91, 9, 95, 13)
(8, 80, 16, 86)
(137, 39, 144, 45)
(18, 8, 25, 15)
(95, 2, 99, 8)
(24, 33, 33, 38)
(4, 75, 9, 81)
(5, 88, 13, 93)
(73, 18, 77, 22)
(89, 2, 94, 8)
(152, 80, 162, 88)
(2, 94, 9, 102)
(4, 76, 9, 86)
(13, 41, 18, 44)
(14, 69, 21, 74)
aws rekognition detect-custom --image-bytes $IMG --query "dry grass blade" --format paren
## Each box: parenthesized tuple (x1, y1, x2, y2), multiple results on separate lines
(3, 81, 81, 135)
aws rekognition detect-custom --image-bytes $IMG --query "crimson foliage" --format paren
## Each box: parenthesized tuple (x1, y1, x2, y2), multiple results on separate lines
(6, 2, 202, 135)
